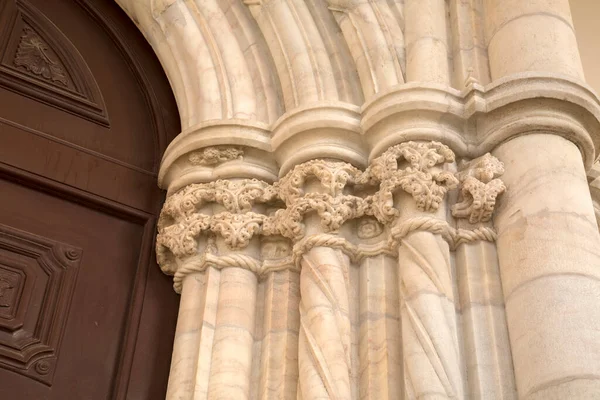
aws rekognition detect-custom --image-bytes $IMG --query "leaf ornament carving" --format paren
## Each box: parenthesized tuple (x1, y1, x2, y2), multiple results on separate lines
(452, 153, 506, 223)
(159, 179, 277, 222)
(156, 179, 278, 273)
(188, 146, 244, 165)
(270, 160, 367, 240)
(156, 214, 211, 274)
(266, 193, 366, 240)
(14, 27, 68, 86)
(276, 159, 363, 203)
(209, 212, 266, 249)
(365, 141, 458, 222)
(215, 179, 278, 213)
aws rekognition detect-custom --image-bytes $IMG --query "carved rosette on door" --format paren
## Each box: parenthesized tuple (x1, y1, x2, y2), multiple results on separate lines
(0, 224, 81, 385)
(155, 142, 513, 399)
(0, 0, 108, 125)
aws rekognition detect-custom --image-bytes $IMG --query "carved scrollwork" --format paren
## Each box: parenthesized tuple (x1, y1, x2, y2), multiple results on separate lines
(452, 153, 506, 224)
(210, 212, 266, 249)
(357, 217, 384, 239)
(155, 143, 506, 280)
(266, 160, 368, 240)
(156, 179, 277, 274)
(188, 146, 244, 166)
(276, 159, 363, 203)
(160, 179, 277, 221)
(364, 141, 459, 222)
(266, 193, 366, 240)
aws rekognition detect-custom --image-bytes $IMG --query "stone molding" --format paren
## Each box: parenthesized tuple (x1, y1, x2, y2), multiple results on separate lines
(118, 0, 600, 195)
(156, 142, 505, 285)
(114, 1, 600, 398)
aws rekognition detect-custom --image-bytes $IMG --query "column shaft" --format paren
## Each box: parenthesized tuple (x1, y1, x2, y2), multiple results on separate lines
(298, 247, 353, 399)
(456, 241, 516, 399)
(493, 134, 600, 398)
(166, 269, 220, 400)
(484, 0, 583, 80)
(398, 230, 463, 399)
(207, 267, 258, 399)
(257, 270, 301, 400)
(405, 0, 450, 83)
(358, 254, 402, 399)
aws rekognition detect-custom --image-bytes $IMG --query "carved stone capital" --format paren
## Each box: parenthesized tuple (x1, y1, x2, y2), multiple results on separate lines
(209, 211, 267, 249)
(269, 160, 367, 240)
(266, 194, 367, 240)
(364, 141, 459, 222)
(160, 178, 277, 220)
(156, 145, 504, 275)
(276, 159, 363, 203)
(156, 178, 278, 274)
(452, 153, 506, 224)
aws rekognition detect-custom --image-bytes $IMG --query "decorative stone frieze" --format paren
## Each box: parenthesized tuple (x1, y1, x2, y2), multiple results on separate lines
(157, 146, 505, 277)
(188, 146, 244, 166)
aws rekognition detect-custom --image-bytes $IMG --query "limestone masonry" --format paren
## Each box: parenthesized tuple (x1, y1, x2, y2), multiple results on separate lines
(117, 0, 600, 398)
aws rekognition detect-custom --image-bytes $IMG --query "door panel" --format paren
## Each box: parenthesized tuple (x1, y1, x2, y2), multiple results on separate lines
(0, 0, 181, 398)
(0, 176, 142, 398)
(0, 116, 162, 212)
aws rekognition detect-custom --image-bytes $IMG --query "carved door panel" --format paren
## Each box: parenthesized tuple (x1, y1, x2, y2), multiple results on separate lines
(0, 0, 180, 399)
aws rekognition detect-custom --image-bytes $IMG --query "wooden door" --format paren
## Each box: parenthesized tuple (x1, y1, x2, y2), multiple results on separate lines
(0, 0, 181, 398)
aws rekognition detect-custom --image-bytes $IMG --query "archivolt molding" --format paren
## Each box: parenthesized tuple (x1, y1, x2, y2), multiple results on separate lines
(327, 0, 406, 99)
(156, 142, 505, 285)
(117, 1, 600, 195)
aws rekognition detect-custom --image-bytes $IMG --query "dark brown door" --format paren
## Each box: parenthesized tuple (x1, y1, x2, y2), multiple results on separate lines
(0, 0, 180, 398)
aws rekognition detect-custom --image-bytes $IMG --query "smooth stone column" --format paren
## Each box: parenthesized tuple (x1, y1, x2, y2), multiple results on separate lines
(207, 267, 258, 399)
(484, 0, 584, 80)
(493, 134, 600, 399)
(166, 268, 220, 400)
(405, 0, 450, 83)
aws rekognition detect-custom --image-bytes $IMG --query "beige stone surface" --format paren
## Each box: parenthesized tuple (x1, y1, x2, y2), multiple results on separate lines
(114, 0, 600, 398)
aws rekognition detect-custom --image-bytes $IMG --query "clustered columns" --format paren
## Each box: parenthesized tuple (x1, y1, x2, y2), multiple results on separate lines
(117, 0, 600, 398)
(155, 140, 514, 399)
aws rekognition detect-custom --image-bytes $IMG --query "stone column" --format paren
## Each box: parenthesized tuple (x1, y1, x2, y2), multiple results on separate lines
(484, 1, 600, 398)
(484, 0, 584, 80)
(365, 141, 464, 399)
(156, 179, 285, 400)
(267, 160, 366, 399)
(452, 154, 516, 400)
(405, 0, 450, 83)
(493, 135, 600, 399)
